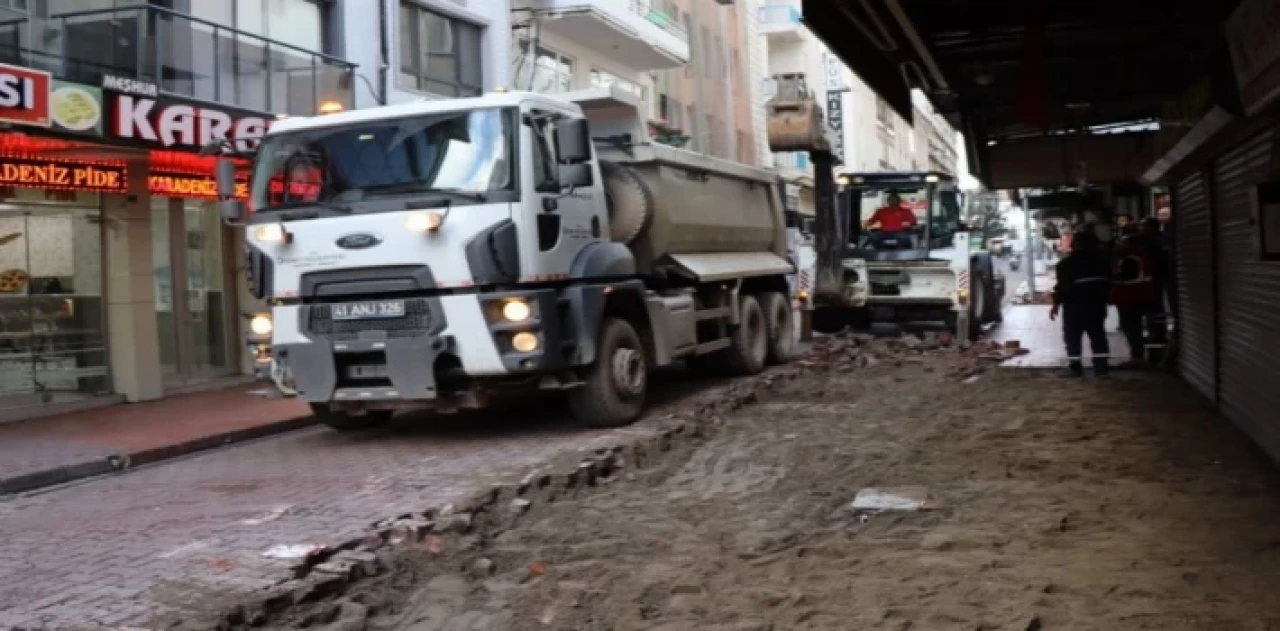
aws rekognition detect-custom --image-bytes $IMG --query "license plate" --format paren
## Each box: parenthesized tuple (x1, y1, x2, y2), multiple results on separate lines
(331, 300, 405, 320)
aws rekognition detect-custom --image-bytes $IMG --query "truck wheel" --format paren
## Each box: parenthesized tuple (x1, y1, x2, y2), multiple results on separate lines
(759, 291, 794, 365)
(570, 317, 647, 428)
(722, 295, 768, 376)
(968, 277, 986, 339)
(309, 404, 392, 432)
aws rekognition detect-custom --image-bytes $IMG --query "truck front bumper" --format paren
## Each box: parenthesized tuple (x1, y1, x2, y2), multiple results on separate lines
(275, 289, 569, 406)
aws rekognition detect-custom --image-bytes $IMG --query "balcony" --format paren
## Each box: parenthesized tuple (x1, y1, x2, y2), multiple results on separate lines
(532, 0, 689, 70)
(759, 4, 805, 43)
(0, 5, 354, 117)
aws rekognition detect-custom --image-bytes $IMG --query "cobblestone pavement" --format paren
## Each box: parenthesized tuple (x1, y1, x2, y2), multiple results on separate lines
(0, 370, 719, 630)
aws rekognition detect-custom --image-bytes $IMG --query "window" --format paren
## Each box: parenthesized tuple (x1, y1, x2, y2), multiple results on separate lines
(714, 35, 724, 80)
(515, 41, 573, 93)
(399, 2, 483, 97)
(235, 0, 325, 52)
(701, 26, 712, 77)
(591, 68, 645, 101)
(529, 113, 559, 193)
(875, 97, 891, 128)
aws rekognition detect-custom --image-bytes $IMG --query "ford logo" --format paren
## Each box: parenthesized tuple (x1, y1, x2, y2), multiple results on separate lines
(335, 233, 382, 249)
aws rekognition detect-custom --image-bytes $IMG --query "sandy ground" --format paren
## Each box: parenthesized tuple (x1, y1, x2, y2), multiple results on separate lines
(249, 343, 1280, 631)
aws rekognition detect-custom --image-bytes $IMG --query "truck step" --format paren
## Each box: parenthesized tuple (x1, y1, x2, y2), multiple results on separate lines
(696, 307, 731, 321)
(695, 339, 732, 354)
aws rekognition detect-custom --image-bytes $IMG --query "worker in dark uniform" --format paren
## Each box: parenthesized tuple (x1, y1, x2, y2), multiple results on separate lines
(1050, 227, 1112, 376)
(1138, 217, 1170, 364)
(1110, 233, 1157, 366)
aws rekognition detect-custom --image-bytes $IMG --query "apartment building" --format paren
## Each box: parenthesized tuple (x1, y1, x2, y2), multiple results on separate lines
(506, 0, 764, 165)
(340, 0, 511, 107)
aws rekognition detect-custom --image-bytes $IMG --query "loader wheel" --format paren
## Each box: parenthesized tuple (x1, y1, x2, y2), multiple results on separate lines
(759, 291, 794, 365)
(722, 295, 769, 376)
(968, 277, 986, 339)
(310, 404, 393, 432)
(570, 317, 647, 428)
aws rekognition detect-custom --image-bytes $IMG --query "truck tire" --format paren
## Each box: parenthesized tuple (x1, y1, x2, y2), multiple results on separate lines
(968, 276, 986, 339)
(722, 294, 768, 376)
(309, 404, 393, 432)
(759, 291, 794, 365)
(569, 316, 647, 428)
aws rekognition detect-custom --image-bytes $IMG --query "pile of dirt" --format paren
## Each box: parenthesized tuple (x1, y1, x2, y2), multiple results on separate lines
(192, 337, 1280, 631)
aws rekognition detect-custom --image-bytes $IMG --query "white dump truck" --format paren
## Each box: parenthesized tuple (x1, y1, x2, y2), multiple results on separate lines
(212, 87, 794, 431)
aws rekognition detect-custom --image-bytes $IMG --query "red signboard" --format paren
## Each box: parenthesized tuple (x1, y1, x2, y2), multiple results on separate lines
(0, 63, 52, 127)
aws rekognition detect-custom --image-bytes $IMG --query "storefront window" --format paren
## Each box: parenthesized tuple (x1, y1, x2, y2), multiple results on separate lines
(151, 198, 233, 387)
(0, 189, 108, 409)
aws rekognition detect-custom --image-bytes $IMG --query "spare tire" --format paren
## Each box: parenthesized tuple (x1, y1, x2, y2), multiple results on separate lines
(600, 160, 654, 244)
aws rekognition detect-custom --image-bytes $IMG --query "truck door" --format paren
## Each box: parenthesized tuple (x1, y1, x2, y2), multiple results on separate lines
(524, 109, 600, 279)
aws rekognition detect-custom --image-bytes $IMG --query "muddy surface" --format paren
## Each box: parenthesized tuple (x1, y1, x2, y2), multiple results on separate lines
(253, 342, 1280, 631)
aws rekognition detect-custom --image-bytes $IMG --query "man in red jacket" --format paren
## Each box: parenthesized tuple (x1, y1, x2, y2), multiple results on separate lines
(865, 193, 918, 249)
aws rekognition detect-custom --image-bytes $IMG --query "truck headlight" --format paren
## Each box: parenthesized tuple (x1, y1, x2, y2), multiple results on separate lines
(250, 314, 274, 336)
(511, 331, 539, 353)
(404, 211, 444, 232)
(501, 299, 531, 322)
(253, 223, 291, 244)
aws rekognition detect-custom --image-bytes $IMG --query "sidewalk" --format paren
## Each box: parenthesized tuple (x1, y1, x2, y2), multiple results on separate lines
(993, 304, 1130, 368)
(0, 384, 311, 495)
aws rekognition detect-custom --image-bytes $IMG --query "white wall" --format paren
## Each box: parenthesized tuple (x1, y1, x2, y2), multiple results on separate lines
(742, 0, 770, 167)
(341, 0, 511, 109)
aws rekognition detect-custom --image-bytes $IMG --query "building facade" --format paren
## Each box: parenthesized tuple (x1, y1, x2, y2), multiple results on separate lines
(340, 0, 511, 108)
(0, 0, 352, 421)
(507, 0, 765, 165)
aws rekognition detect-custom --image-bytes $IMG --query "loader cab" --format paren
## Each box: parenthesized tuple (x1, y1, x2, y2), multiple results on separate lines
(840, 171, 962, 262)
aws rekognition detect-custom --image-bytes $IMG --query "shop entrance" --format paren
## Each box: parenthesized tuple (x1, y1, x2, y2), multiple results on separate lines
(0, 191, 109, 411)
(151, 198, 236, 388)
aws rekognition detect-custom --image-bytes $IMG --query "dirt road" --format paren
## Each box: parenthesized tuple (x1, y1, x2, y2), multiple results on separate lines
(240, 340, 1280, 631)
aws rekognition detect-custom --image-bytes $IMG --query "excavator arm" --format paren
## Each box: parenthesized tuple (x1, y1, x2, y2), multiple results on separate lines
(766, 73, 845, 305)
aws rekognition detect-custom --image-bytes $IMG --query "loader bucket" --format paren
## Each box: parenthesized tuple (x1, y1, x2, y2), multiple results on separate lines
(767, 99, 827, 153)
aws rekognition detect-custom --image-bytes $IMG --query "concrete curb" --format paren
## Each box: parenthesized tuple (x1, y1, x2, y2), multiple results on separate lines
(0, 415, 317, 497)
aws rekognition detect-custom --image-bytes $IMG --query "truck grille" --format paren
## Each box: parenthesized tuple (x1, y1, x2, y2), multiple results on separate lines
(305, 299, 435, 342)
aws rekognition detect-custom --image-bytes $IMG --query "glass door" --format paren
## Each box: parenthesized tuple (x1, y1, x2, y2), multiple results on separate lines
(151, 199, 235, 387)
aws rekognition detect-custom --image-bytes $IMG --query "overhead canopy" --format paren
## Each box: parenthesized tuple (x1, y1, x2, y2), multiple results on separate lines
(804, 0, 1244, 187)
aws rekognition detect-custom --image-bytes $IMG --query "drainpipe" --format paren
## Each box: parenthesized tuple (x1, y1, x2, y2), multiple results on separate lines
(378, 0, 389, 104)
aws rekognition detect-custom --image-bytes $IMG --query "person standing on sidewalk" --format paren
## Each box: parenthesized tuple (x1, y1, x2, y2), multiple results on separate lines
(1139, 217, 1171, 364)
(1050, 227, 1112, 377)
(1110, 234, 1157, 367)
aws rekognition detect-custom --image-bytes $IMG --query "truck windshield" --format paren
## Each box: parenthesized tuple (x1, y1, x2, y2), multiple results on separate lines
(857, 184, 962, 251)
(250, 107, 515, 213)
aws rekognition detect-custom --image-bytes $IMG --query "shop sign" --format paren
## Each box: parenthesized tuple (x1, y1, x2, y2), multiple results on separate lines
(149, 171, 248, 200)
(0, 62, 51, 127)
(1227, 0, 1280, 115)
(101, 74, 272, 154)
(826, 89, 847, 165)
(0, 156, 126, 193)
(49, 81, 103, 137)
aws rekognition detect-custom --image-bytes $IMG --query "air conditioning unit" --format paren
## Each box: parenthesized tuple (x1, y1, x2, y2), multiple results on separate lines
(715, 0, 734, 4)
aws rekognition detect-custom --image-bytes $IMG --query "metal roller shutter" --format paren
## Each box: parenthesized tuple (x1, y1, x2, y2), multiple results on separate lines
(1213, 125, 1280, 459)
(1173, 171, 1215, 400)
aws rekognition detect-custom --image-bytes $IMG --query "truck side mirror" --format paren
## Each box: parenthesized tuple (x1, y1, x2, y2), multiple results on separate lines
(215, 158, 238, 199)
(554, 118, 592, 163)
(558, 163, 593, 188)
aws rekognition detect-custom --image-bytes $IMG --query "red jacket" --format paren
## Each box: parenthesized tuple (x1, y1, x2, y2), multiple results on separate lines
(868, 206, 917, 232)
(1110, 251, 1156, 306)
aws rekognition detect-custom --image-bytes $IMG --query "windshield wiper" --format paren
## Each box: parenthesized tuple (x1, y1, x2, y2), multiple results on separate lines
(262, 200, 352, 220)
(361, 183, 488, 202)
